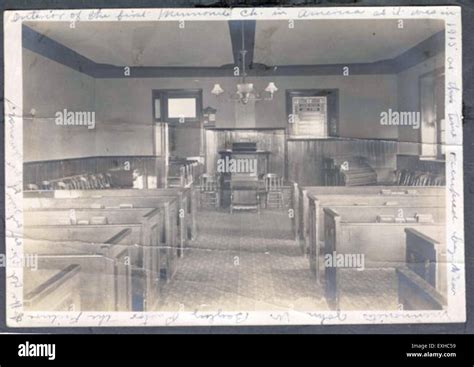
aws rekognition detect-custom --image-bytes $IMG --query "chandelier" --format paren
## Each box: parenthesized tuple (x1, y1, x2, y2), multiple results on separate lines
(211, 22, 278, 104)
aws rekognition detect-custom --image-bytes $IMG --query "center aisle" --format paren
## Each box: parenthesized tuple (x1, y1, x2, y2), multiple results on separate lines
(154, 210, 329, 312)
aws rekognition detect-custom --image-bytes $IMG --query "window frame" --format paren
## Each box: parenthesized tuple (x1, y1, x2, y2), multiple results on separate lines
(418, 68, 445, 160)
(286, 89, 339, 139)
(152, 89, 203, 124)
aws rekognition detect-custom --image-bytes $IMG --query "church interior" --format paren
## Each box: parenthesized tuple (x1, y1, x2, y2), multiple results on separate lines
(21, 18, 447, 313)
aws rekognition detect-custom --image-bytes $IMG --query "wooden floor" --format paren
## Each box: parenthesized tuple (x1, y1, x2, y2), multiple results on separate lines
(154, 209, 398, 312)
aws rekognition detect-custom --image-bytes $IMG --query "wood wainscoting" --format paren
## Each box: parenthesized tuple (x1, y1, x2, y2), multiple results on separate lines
(24, 156, 167, 189)
(287, 138, 398, 186)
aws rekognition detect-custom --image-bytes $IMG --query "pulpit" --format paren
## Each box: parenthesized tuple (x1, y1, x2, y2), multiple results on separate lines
(218, 142, 270, 210)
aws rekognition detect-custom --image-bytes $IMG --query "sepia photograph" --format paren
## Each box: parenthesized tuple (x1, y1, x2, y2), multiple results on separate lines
(3, 6, 464, 327)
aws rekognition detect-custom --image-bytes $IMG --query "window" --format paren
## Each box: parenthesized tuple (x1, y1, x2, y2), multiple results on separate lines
(168, 98, 197, 119)
(154, 98, 161, 120)
(152, 89, 202, 124)
(292, 96, 327, 137)
(419, 69, 445, 159)
(286, 89, 339, 139)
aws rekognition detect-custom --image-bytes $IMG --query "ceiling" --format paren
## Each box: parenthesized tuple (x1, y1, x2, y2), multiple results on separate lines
(26, 21, 235, 67)
(254, 19, 445, 65)
(26, 19, 444, 68)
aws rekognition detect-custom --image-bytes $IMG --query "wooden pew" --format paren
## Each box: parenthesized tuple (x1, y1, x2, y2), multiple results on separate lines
(24, 226, 136, 311)
(23, 264, 81, 311)
(69, 187, 196, 240)
(396, 268, 446, 310)
(396, 227, 447, 310)
(304, 192, 445, 256)
(23, 206, 173, 276)
(25, 187, 197, 247)
(292, 184, 444, 245)
(25, 253, 119, 311)
(405, 228, 446, 293)
(24, 193, 190, 257)
(25, 206, 176, 280)
(305, 201, 445, 277)
(24, 206, 171, 310)
(24, 197, 179, 259)
(308, 204, 445, 280)
(323, 206, 444, 310)
(26, 224, 159, 311)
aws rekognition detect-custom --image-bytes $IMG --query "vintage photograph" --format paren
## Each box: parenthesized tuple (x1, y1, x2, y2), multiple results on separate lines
(4, 7, 464, 326)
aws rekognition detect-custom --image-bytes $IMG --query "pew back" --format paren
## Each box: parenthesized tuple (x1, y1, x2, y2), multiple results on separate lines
(397, 267, 446, 310)
(323, 206, 445, 309)
(405, 227, 446, 295)
(324, 208, 444, 266)
(28, 253, 117, 311)
(25, 194, 190, 255)
(66, 187, 198, 241)
(24, 201, 177, 279)
(24, 206, 167, 309)
(294, 185, 445, 243)
(307, 203, 445, 277)
(24, 226, 136, 311)
(24, 264, 81, 311)
(305, 191, 443, 238)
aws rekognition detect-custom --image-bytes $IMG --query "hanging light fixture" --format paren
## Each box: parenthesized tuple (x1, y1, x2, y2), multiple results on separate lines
(211, 22, 278, 104)
(211, 84, 224, 96)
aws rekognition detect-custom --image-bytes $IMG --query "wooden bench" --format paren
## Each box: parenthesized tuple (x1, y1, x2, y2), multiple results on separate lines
(24, 193, 190, 257)
(25, 253, 121, 311)
(23, 264, 81, 311)
(24, 195, 180, 256)
(292, 185, 444, 244)
(24, 226, 137, 311)
(323, 207, 444, 310)
(396, 267, 446, 310)
(23, 206, 173, 277)
(304, 192, 444, 255)
(308, 203, 445, 280)
(24, 227, 136, 310)
(396, 227, 447, 310)
(25, 187, 197, 246)
(24, 206, 172, 310)
(24, 201, 174, 271)
(405, 227, 446, 294)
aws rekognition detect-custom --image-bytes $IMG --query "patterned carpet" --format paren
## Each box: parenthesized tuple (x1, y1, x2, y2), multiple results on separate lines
(155, 209, 329, 312)
(338, 269, 399, 311)
(154, 209, 399, 312)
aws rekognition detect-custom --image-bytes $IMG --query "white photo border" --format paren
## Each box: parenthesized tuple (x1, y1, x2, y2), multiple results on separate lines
(4, 6, 464, 327)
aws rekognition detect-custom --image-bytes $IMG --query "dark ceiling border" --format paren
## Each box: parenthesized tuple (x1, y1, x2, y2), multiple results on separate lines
(22, 24, 97, 77)
(22, 24, 444, 78)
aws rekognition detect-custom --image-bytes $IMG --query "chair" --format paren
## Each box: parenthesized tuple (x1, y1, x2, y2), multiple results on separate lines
(104, 173, 113, 188)
(168, 166, 186, 187)
(26, 183, 39, 190)
(96, 173, 107, 189)
(89, 174, 99, 189)
(54, 181, 68, 190)
(264, 173, 283, 209)
(200, 174, 220, 209)
(230, 179, 260, 214)
(79, 176, 90, 189)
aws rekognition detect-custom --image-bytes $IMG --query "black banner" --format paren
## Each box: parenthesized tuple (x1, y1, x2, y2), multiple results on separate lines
(0, 334, 472, 362)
